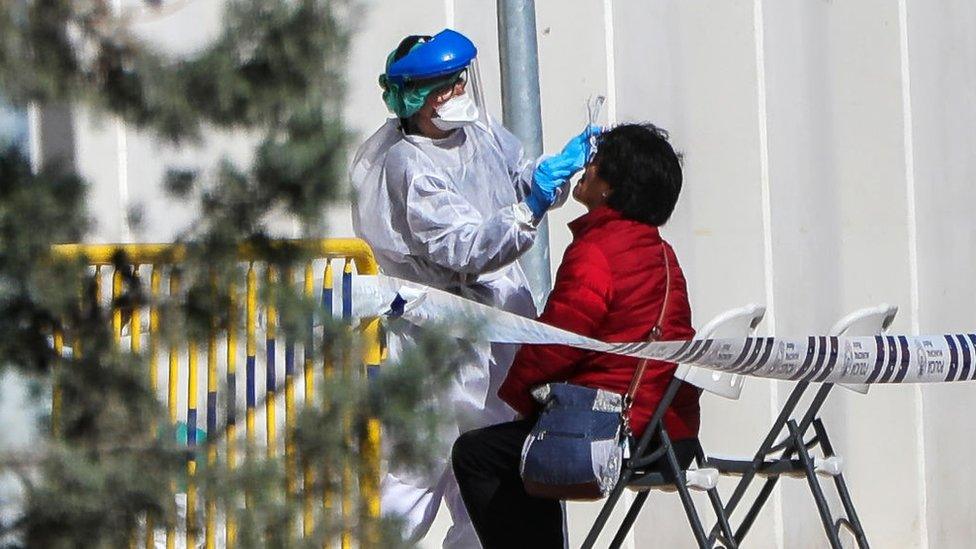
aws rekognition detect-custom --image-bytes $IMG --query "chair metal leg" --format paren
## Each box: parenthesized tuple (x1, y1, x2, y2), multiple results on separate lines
(706, 486, 738, 549)
(733, 476, 778, 543)
(787, 419, 842, 549)
(587, 379, 680, 548)
(691, 445, 737, 549)
(710, 465, 759, 543)
(661, 430, 709, 548)
(814, 419, 870, 548)
(589, 378, 731, 548)
(582, 468, 635, 549)
(709, 381, 811, 541)
(833, 475, 870, 549)
(609, 491, 649, 549)
(673, 469, 709, 547)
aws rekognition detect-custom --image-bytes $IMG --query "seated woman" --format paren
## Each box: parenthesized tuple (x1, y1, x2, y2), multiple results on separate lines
(451, 123, 699, 548)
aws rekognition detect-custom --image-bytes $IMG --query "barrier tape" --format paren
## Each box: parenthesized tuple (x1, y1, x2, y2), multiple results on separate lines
(352, 274, 975, 386)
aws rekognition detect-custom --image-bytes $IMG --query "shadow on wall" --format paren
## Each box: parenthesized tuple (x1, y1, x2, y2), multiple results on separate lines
(0, 371, 43, 534)
(0, 100, 28, 150)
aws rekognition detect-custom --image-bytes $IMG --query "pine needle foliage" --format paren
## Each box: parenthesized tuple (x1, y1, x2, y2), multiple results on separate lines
(0, 2, 457, 547)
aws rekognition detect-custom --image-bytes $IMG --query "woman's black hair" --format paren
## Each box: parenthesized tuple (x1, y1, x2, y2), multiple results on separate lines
(593, 123, 683, 226)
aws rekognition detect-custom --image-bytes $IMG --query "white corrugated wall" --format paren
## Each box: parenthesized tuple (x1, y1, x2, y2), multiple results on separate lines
(60, 1, 976, 547)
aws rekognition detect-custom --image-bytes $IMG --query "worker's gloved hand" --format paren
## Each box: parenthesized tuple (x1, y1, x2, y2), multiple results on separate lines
(555, 124, 603, 174)
(525, 154, 575, 218)
(524, 125, 603, 219)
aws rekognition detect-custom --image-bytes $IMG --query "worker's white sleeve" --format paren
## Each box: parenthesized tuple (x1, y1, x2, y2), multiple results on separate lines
(488, 116, 535, 200)
(405, 173, 537, 275)
(488, 116, 571, 211)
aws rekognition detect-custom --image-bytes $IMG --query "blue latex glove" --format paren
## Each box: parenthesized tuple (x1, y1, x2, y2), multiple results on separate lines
(524, 125, 603, 218)
(525, 154, 576, 218)
(556, 124, 603, 174)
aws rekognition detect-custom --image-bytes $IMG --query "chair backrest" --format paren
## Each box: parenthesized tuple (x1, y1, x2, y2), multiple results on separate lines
(675, 304, 766, 400)
(830, 303, 898, 394)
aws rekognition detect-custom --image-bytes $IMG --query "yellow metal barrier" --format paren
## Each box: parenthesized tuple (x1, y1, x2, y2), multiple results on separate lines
(302, 263, 315, 539)
(225, 282, 238, 547)
(167, 272, 180, 549)
(50, 239, 382, 548)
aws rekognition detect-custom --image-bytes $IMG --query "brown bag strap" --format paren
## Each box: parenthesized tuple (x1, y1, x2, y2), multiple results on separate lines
(624, 242, 671, 412)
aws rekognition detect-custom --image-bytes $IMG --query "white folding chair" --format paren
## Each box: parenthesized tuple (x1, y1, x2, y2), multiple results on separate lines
(582, 304, 766, 549)
(705, 304, 897, 549)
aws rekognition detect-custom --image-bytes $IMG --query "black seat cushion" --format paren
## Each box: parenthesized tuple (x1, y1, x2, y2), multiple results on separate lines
(705, 455, 805, 476)
(624, 437, 700, 488)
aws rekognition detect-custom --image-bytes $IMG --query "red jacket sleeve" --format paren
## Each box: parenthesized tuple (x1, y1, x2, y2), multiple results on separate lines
(498, 241, 613, 415)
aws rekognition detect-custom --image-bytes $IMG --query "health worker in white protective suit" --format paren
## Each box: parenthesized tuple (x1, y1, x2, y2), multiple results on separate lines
(350, 29, 597, 547)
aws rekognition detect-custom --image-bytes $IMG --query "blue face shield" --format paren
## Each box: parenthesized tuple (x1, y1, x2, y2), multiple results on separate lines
(379, 29, 490, 130)
(385, 29, 477, 86)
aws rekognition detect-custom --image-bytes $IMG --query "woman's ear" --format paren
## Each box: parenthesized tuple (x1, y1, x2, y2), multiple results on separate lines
(596, 176, 612, 199)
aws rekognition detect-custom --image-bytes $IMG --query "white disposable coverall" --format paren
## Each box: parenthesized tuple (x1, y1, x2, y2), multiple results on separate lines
(350, 116, 547, 547)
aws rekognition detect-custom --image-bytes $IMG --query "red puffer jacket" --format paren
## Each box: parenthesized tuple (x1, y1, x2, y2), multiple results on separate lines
(499, 206, 699, 440)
